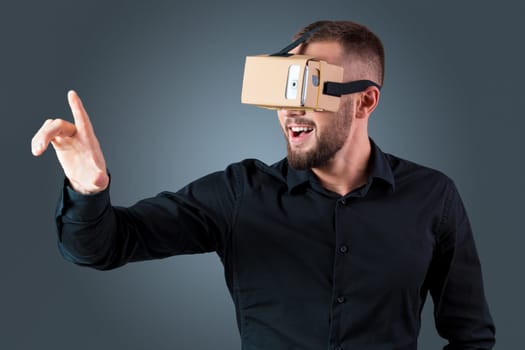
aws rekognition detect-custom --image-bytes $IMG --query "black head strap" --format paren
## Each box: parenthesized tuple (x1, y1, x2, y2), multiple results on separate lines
(324, 80, 381, 97)
(270, 27, 382, 94)
(270, 26, 322, 57)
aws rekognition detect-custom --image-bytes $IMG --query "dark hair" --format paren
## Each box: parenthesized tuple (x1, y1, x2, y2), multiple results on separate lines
(294, 20, 385, 85)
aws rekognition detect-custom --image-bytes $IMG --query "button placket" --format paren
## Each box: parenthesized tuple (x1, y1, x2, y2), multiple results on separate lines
(330, 198, 351, 350)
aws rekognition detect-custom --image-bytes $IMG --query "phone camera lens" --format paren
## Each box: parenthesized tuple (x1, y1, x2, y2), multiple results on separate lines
(312, 75, 319, 87)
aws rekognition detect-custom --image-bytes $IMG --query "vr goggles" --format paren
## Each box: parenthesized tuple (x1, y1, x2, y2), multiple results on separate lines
(241, 27, 381, 112)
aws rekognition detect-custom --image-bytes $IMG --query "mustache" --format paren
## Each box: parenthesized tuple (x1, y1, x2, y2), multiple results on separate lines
(284, 118, 316, 128)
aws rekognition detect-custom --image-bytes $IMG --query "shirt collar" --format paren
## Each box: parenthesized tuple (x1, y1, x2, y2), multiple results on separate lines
(284, 138, 396, 194)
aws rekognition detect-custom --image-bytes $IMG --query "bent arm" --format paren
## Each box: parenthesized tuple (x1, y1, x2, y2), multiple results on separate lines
(429, 181, 496, 349)
(56, 167, 240, 270)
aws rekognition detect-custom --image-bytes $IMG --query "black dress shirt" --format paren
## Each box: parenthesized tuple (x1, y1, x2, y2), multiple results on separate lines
(56, 141, 495, 350)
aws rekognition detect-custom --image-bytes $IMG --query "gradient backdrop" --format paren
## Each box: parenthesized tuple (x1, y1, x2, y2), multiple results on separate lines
(1, 0, 523, 349)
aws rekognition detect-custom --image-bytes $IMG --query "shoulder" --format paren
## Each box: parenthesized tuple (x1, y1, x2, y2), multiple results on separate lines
(383, 152, 456, 194)
(381, 152, 468, 234)
(178, 158, 287, 192)
(224, 158, 287, 185)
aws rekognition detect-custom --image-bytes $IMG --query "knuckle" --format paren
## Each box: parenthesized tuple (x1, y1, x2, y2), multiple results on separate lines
(40, 119, 59, 136)
(44, 118, 59, 130)
(49, 118, 69, 132)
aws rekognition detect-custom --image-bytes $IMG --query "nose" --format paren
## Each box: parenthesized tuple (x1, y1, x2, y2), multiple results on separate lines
(281, 109, 306, 117)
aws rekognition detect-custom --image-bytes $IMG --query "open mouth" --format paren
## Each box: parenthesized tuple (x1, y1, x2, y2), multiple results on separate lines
(290, 126, 313, 137)
(288, 125, 314, 143)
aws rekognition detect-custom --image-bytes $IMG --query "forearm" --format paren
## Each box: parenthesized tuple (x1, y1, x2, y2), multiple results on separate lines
(54, 168, 237, 270)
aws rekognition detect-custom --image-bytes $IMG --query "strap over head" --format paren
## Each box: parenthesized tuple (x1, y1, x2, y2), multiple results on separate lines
(270, 26, 381, 94)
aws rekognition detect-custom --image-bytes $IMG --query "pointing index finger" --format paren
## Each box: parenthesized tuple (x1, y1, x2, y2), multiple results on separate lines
(67, 90, 94, 134)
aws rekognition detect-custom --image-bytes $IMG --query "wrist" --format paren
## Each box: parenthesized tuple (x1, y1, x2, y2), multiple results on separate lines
(68, 172, 109, 195)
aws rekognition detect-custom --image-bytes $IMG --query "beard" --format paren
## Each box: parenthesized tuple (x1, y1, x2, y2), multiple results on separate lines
(285, 100, 352, 170)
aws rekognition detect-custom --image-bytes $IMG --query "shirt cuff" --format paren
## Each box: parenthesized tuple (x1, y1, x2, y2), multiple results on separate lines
(61, 178, 111, 222)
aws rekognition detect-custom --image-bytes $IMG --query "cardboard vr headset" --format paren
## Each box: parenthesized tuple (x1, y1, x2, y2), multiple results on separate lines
(241, 28, 381, 112)
(242, 55, 343, 112)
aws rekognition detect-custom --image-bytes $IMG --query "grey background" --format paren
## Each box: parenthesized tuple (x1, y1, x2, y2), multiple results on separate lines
(1, 0, 523, 349)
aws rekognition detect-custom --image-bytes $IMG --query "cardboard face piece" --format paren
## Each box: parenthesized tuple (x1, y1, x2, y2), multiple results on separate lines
(241, 54, 344, 112)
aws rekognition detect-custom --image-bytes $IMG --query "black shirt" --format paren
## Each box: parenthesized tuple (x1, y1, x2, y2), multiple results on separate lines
(56, 141, 495, 350)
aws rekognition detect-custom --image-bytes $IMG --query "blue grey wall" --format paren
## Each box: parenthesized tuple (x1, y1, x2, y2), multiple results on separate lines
(1, 0, 523, 349)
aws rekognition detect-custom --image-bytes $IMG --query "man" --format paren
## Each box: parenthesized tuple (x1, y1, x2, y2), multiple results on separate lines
(31, 21, 495, 350)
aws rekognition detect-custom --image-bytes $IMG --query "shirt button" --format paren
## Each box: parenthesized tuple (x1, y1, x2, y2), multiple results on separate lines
(339, 245, 348, 254)
(337, 296, 345, 304)
(340, 198, 347, 205)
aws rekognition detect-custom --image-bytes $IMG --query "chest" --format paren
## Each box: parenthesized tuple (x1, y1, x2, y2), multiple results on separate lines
(230, 188, 437, 294)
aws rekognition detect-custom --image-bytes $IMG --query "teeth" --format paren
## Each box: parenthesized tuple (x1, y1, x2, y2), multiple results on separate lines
(290, 126, 313, 132)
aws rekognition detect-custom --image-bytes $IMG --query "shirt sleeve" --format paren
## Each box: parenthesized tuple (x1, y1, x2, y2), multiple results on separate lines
(428, 180, 496, 349)
(55, 165, 241, 270)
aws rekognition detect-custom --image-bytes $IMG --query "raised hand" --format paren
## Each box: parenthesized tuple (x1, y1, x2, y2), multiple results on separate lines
(31, 90, 110, 194)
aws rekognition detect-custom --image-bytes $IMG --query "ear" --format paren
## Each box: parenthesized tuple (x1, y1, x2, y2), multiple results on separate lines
(355, 86, 380, 119)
